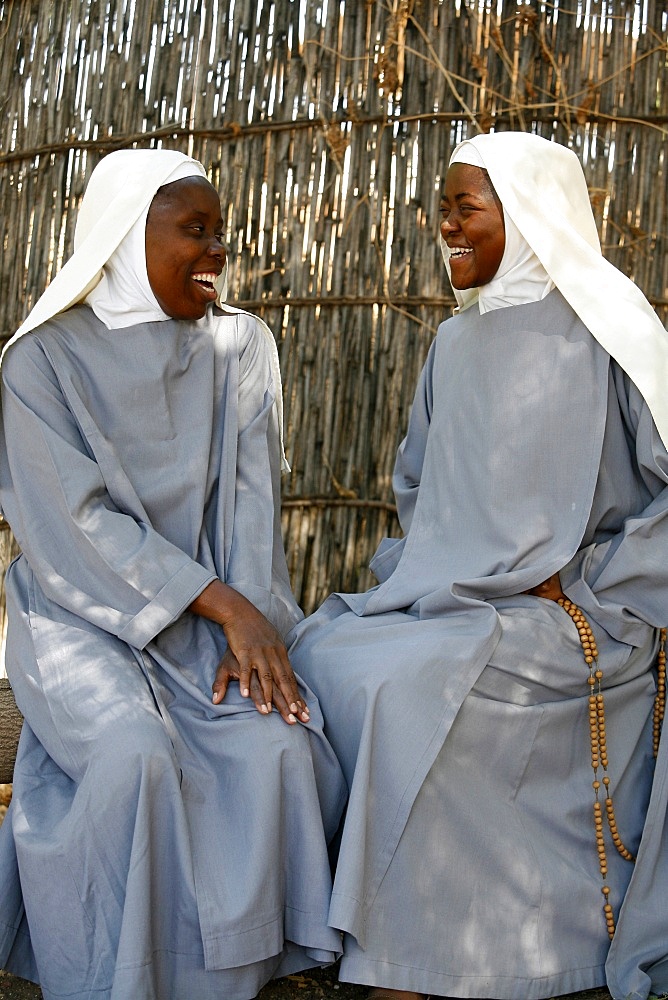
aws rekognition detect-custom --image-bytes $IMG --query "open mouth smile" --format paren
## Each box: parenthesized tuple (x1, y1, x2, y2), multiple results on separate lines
(448, 247, 473, 259)
(192, 272, 220, 299)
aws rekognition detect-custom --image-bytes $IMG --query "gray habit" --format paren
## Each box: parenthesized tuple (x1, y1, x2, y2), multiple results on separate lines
(0, 305, 347, 1000)
(289, 290, 668, 1000)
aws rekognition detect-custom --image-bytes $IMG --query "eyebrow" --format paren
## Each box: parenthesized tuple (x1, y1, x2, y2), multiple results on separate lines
(175, 208, 224, 224)
(185, 208, 222, 217)
(440, 190, 485, 204)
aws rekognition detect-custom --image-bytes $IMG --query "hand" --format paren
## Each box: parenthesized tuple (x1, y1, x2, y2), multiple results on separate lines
(211, 646, 308, 724)
(191, 580, 309, 724)
(524, 571, 566, 603)
(211, 609, 310, 724)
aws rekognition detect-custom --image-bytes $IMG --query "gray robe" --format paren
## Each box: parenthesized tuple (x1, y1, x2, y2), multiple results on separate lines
(0, 305, 346, 1000)
(289, 290, 668, 1000)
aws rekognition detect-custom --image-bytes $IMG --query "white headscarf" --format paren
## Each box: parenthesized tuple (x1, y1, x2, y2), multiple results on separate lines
(6, 150, 212, 346)
(442, 143, 554, 314)
(4, 148, 288, 469)
(442, 131, 668, 449)
(83, 158, 223, 329)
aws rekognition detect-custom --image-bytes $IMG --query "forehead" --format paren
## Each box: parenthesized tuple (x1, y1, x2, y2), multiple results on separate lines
(443, 162, 496, 201)
(149, 176, 221, 215)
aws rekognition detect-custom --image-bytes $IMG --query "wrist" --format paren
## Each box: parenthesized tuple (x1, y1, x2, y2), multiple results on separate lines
(189, 579, 248, 627)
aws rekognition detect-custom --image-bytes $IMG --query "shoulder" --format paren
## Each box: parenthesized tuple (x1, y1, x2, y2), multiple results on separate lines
(2, 305, 103, 389)
(435, 305, 475, 338)
(436, 289, 596, 345)
(213, 306, 274, 374)
(2, 325, 57, 390)
(212, 306, 265, 347)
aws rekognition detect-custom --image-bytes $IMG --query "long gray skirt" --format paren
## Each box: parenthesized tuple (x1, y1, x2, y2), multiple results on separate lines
(290, 595, 661, 999)
(0, 563, 345, 1000)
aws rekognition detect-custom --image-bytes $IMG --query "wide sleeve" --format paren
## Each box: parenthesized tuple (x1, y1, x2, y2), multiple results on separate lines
(224, 315, 303, 637)
(561, 364, 668, 646)
(366, 336, 437, 586)
(0, 336, 214, 649)
(391, 336, 436, 534)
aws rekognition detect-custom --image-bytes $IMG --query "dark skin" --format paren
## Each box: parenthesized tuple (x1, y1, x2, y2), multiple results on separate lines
(524, 571, 567, 603)
(145, 175, 226, 321)
(192, 580, 309, 725)
(439, 163, 506, 289)
(146, 177, 309, 725)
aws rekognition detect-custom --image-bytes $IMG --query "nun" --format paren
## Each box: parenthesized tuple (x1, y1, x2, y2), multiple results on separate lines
(288, 131, 668, 1000)
(0, 148, 346, 1000)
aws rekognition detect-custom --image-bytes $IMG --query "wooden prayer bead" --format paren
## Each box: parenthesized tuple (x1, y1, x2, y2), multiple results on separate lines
(556, 598, 666, 940)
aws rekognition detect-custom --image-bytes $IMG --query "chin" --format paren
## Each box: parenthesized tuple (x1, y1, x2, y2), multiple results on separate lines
(173, 307, 208, 321)
(453, 279, 486, 291)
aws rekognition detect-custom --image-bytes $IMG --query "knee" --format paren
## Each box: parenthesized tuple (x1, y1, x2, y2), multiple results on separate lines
(86, 719, 180, 794)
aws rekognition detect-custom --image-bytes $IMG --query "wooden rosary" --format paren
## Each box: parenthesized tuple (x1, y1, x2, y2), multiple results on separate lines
(557, 598, 666, 940)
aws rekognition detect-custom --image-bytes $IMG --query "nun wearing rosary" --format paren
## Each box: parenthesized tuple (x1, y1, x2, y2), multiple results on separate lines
(288, 131, 668, 1000)
(0, 148, 346, 1000)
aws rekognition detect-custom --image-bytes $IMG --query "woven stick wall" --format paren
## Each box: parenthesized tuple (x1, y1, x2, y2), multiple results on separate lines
(0, 0, 666, 619)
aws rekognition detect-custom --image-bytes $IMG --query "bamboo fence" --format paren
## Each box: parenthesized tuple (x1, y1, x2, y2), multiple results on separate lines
(0, 0, 666, 623)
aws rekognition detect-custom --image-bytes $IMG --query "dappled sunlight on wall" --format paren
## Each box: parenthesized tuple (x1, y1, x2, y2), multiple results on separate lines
(0, 0, 666, 611)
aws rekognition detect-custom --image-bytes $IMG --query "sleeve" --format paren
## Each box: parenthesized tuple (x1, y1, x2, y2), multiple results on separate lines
(391, 337, 436, 534)
(560, 365, 668, 646)
(366, 336, 437, 586)
(225, 316, 303, 637)
(0, 337, 214, 649)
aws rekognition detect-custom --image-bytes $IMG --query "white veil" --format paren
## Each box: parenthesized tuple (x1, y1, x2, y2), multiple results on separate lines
(442, 132, 668, 448)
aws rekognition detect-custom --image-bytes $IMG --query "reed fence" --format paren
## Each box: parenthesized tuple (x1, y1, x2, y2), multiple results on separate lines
(0, 0, 666, 624)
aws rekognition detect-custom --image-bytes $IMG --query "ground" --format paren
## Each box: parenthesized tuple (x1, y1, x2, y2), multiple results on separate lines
(0, 966, 615, 1000)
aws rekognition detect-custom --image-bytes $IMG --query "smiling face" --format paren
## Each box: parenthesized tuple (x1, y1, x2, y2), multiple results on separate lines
(145, 176, 226, 320)
(440, 163, 506, 289)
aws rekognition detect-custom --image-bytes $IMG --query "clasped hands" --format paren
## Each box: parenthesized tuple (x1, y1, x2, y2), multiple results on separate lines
(189, 579, 309, 726)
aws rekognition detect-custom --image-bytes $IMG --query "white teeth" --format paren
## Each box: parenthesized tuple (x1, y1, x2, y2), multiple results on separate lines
(193, 273, 218, 284)
(449, 248, 472, 258)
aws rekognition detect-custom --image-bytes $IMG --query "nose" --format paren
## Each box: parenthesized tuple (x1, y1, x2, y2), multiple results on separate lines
(208, 238, 227, 266)
(440, 210, 459, 236)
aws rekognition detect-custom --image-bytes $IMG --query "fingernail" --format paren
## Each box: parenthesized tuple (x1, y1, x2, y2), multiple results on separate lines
(288, 714, 297, 723)
(260, 704, 269, 714)
(290, 703, 299, 713)
(241, 687, 249, 697)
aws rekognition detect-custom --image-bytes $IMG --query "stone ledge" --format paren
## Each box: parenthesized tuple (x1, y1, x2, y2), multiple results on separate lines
(0, 678, 22, 784)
